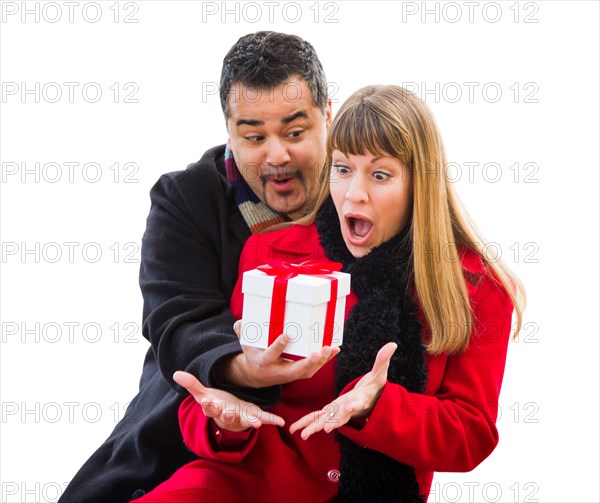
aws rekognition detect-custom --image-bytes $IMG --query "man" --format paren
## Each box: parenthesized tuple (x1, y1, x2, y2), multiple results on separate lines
(60, 31, 333, 503)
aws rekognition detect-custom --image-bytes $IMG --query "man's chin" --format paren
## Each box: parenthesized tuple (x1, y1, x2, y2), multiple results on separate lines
(265, 193, 306, 218)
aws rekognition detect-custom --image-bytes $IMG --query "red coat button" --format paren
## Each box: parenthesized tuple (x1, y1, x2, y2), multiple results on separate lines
(327, 469, 340, 483)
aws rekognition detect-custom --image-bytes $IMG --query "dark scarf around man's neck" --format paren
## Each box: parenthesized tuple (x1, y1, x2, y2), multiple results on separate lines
(224, 145, 287, 233)
(316, 197, 428, 503)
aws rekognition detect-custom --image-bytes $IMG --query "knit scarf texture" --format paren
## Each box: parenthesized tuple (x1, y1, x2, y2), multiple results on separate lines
(224, 145, 287, 233)
(316, 197, 428, 503)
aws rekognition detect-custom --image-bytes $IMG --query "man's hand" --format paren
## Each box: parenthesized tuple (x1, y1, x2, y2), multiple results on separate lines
(288, 342, 397, 440)
(215, 320, 341, 389)
(174, 371, 285, 432)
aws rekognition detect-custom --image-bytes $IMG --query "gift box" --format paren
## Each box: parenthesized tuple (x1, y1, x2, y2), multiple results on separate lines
(240, 261, 351, 358)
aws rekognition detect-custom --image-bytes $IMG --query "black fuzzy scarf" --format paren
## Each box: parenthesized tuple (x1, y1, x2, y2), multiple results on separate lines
(316, 198, 428, 503)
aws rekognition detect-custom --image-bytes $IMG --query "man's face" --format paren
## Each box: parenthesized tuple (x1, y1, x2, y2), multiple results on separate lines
(227, 76, 332, 220)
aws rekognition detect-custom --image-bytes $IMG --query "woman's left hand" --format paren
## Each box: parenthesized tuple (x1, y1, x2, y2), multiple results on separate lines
(289, 342, 398, 440)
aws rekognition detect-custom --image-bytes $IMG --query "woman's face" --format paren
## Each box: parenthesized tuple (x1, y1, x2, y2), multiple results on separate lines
(330, 149, 412, 258)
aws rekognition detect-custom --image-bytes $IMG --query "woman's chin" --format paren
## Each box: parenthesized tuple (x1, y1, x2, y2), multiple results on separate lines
(343, 235, 371, 258)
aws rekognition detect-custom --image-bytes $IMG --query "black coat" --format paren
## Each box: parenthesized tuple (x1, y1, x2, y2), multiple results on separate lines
(60, 145, 280, 503)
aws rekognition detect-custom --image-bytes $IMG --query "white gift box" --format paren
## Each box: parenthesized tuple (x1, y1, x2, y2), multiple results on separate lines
(240, 264, 351, 358)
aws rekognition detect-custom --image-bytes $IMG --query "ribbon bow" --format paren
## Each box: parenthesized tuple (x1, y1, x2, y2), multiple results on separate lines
(257, 260, 342, 278)
(256, 260, 343, 348)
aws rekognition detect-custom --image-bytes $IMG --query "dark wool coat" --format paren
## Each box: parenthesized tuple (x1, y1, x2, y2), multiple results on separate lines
(60, 145, 280, 503)
(133, 221, 514, 503)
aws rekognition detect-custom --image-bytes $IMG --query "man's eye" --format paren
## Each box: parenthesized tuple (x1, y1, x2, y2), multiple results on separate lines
(245, 135, 264, 143)
(287, 130, 303, 139)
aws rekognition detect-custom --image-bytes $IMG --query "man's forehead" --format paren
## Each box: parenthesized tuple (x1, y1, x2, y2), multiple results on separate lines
(227, 79, 317, 112)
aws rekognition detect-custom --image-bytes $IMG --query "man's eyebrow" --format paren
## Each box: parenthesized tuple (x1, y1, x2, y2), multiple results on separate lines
(236, 118, 263, 127)
(282, 111, 308, 124)
(235, 111, 308, 127)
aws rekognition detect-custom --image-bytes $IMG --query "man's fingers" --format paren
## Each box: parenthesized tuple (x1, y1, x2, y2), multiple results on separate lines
(233, 320, 242, 338)
(260, 333, 290, 363)
(236, 332, 341, 387)
(294, 346, 340, 375)
(309, 346, 331, 363)
(324, 346, 340, 361)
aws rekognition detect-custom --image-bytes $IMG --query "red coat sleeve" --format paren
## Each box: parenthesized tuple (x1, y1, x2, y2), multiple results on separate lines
(175, 233, 268, 463)
(178, 395, 259, 463)
(338, 273, 514, 472)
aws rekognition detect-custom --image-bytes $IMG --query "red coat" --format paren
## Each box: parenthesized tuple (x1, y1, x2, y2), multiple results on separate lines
(134, 223, 513, 502)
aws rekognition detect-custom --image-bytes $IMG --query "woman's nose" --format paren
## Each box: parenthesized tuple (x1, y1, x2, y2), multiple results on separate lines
(345, 175, 368, 203)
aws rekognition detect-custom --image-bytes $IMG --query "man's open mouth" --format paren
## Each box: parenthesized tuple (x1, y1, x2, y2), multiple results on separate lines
(262, 171, 301, 191)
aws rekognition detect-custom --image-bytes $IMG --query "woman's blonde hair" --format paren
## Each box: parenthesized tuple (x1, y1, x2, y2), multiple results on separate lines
(299, 85, 525, 355)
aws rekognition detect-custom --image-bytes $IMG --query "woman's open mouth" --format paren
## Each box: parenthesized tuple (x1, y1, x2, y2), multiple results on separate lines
(346, 215, 374, 245)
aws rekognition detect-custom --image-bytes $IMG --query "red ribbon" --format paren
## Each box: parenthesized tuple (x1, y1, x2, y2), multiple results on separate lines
(256, 260, 342, 348)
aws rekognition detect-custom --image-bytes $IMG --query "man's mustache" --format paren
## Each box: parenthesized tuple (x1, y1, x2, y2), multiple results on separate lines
(260, 169, 303, 182)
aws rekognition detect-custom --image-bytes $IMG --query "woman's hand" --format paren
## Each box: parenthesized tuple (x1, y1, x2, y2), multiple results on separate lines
(174, 371, 285, 432)
(289, 342, 397, 440)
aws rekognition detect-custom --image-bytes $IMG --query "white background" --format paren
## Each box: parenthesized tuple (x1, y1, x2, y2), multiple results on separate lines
(1, 1, 598, 502)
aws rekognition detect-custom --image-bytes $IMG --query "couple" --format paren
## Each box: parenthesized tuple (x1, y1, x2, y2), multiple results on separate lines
(62, 32, 524, 503)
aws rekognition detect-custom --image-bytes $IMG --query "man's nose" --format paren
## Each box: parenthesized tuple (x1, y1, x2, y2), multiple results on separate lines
(265, 138, 291, 166)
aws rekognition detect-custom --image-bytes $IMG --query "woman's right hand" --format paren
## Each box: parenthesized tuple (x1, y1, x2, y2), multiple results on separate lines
(174, 371, 285, 432)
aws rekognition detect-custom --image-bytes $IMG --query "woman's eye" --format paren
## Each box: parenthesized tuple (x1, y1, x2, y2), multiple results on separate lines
(373, 171, 391, 181)
(333, 164, 350, 175)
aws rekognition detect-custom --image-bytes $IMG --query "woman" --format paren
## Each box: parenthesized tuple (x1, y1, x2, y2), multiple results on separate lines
(132, 85, 525, 502)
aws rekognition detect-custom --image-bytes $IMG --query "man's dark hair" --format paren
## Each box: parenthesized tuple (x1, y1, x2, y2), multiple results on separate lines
(220, 31, 328, 118)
